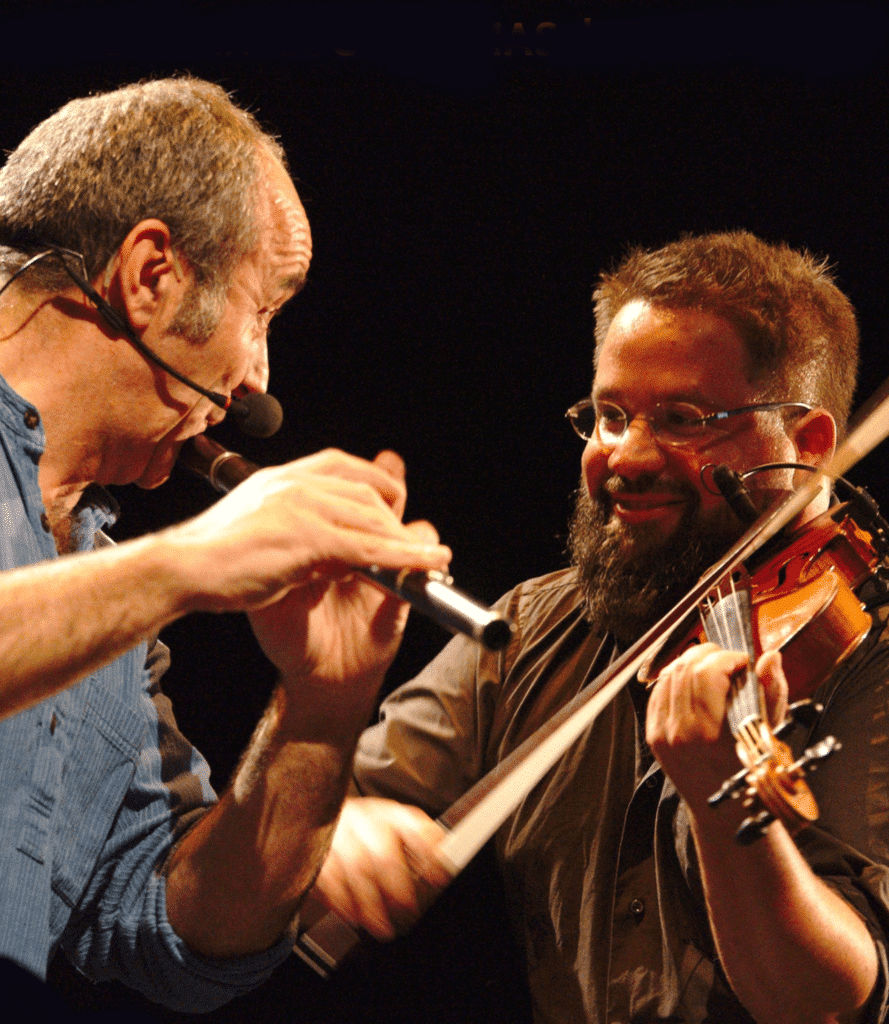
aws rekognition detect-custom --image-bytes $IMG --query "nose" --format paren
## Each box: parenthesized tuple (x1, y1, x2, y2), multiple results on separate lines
(241, 337, 270, 395)
(606, 416, 667, 479)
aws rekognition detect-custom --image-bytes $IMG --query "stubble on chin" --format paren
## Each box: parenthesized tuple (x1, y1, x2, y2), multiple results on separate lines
(567, 482, 741, 646)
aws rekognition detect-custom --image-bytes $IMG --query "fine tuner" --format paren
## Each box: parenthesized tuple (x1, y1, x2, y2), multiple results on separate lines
(179, 434, 515, 652)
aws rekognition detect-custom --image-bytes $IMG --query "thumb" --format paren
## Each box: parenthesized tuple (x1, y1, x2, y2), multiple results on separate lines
(755, 649, 789, 728)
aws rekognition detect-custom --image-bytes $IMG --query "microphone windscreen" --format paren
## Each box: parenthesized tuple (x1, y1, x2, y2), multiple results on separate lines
(228, 392, 284, 438)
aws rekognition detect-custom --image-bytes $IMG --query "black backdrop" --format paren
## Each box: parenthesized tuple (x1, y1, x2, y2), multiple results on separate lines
(3, 2, 889, 1020)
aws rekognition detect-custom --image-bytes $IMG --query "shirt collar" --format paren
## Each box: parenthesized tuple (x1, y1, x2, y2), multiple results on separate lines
(73, 482, 121, 536)
(0, 370, 120, 539)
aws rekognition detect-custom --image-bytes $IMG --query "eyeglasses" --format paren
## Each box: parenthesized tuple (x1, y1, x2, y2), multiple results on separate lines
(565, 397, 813, 450)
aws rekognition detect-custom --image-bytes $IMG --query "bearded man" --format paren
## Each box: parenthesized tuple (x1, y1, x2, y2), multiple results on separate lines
(308, 232, 889, 1024)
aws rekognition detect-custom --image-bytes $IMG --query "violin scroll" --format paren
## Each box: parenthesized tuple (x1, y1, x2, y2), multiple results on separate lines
(707, 699, 823, 807)
(705, 686, 842, 845)
(730, 735, 841, 845)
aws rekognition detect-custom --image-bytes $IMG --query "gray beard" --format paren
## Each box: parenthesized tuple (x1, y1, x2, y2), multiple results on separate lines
(567, 478, 744, 646)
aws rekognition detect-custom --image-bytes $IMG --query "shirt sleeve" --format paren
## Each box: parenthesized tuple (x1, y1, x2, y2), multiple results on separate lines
(58, 637, 293, 1013)
(792, 619, 889, 1023)
(354, 629, 495, 817)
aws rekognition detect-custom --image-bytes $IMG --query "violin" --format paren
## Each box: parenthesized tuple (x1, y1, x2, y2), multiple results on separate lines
(640, 491, 888, 843)
(642, 500, 881, 702)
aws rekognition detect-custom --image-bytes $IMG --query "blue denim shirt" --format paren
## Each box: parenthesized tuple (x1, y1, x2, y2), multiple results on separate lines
(0, 372, 292, 1011)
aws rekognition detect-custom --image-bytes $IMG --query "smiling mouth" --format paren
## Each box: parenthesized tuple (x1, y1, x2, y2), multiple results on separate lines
(609, 493, 686, 523)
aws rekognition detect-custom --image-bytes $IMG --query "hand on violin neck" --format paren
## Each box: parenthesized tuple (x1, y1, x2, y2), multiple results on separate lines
(646, 643, 789, 817)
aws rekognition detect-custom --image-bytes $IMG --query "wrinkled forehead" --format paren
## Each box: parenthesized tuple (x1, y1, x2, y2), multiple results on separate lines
(254, 149, 313, 293)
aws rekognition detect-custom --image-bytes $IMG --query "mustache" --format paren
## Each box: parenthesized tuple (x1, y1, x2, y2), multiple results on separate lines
(599, 474, 698, 500)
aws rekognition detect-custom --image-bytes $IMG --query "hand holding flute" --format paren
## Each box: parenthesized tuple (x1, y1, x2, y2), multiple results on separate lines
(180, 435, 514, 652)
(166, 438, 446, 697)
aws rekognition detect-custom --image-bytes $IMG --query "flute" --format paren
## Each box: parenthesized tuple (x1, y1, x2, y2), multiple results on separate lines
(179, 435, 514, 652)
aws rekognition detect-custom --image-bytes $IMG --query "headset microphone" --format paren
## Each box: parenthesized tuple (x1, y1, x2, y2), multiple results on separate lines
(52, 248, 285, 439)
(225, 392, 284, 438)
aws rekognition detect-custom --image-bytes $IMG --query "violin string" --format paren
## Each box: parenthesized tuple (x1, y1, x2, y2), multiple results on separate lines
(704, 590, 743, 737)
(709, 577, 763, 748)
(727, 576, 755, 722)
(703, 595, 720, 643)
(712, 592, 730, 647)
(735, 577, 773, 743)
(703, 581, 768, 756)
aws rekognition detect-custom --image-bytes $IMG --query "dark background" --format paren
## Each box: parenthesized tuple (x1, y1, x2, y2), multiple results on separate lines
(2, 1, 888, 1020)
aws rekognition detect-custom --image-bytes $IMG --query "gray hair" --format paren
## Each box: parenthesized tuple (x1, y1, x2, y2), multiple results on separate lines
(0, 76, 286, 340)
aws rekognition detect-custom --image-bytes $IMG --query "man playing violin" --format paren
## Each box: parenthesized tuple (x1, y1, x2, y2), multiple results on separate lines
(313, 231, 889, 1023)
(0, 78, 451, 1009)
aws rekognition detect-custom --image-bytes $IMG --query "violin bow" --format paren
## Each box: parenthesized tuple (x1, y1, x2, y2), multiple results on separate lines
(295, 379, 889, 975)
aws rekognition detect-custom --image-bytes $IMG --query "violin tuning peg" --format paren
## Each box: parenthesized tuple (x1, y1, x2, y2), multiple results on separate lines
(708, 766, 748, 807)
(736, 809, 774, 845)
(796, 735, 841, 772)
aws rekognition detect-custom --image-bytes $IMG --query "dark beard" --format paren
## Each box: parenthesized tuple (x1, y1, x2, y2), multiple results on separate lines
(567, 478, 744, 646)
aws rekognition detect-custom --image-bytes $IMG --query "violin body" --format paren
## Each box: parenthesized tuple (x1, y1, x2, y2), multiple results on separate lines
(639, 500, 889, 842)
(641, 503, 879, 702)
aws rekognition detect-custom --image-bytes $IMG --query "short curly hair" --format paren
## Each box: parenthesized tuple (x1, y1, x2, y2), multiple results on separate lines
(593, 231, 859, 429)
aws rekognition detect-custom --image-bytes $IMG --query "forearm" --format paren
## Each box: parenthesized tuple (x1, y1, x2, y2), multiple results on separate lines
(0, 530, 194, 719)
(164, 672, 381, 958)
(691, 801, 878, 1024)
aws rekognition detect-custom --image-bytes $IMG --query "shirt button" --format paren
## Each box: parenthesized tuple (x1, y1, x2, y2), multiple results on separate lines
(630, 899, 645, 921)
(23, 408, 40, 429)
(40, 512, 50, 532)
(645, 775, 659, 788)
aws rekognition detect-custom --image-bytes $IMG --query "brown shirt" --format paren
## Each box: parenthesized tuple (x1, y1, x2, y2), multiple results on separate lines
(354, 569, 889, 1023)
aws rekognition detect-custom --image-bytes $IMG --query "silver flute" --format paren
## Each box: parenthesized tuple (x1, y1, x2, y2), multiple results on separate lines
(179, 434, 514, 651)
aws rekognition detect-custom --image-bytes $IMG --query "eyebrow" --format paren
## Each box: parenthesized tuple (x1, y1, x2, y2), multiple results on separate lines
(592, 387, 722, 410)
(281, 273, 307, 297)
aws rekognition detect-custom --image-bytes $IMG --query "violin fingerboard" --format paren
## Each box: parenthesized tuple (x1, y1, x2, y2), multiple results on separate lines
(701, 585, 762, 734)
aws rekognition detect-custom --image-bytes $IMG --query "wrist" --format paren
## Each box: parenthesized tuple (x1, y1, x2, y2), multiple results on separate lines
(274, 669, 383, 746)
(150, 521, 237, 617)
(87, 529, 201, 626)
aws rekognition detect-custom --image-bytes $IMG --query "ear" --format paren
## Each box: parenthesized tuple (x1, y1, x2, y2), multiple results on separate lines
(109, 220, 189, 332)
(789, 407, 836, 468)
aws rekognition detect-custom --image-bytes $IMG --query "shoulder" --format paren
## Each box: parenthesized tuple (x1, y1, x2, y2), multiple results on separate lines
(495, 568, 595, 669)
(499, 568, 587, 634)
